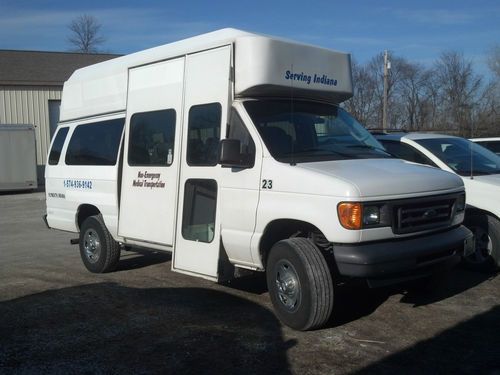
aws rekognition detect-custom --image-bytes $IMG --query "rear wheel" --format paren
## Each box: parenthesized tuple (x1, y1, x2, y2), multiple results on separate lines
(79, 214, 121, 273)
(266, 238, 334, 331)
(463, 213, 500, 272)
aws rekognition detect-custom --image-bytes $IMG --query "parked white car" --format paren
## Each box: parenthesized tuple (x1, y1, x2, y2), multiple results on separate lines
(375, 132, 500, 271)
(470, 137, 500, 156)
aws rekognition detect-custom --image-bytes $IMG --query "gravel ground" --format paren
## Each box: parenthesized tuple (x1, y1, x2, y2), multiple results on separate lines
(0, 191, 499, 374)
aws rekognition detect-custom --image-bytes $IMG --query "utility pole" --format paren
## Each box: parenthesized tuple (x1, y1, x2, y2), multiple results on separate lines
(382, 50, 390, 131)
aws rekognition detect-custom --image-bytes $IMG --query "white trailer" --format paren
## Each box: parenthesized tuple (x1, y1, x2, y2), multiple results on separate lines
(44, 29, 473, 330)
(0, 124, 38, 191)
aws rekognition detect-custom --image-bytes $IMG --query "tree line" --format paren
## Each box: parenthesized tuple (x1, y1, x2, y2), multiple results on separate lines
(343, 48, 500, 137)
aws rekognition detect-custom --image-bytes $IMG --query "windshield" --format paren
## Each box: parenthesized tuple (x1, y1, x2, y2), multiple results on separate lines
(243, 99, 391, 163)
(416, 137, 500, 176)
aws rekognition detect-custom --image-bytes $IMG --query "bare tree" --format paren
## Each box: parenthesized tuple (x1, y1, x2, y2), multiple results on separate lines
(397, 61, 434, 131)
(434, 51, 482, 136)
(343, 60, 378, 126)
(487, 44, 500, 78)
(357, 53, 403, 128)
(343, 50, 496, 136)
(68, 14, 105, 53)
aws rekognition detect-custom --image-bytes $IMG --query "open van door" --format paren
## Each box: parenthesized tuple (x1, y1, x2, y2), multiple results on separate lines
(118, 58, 184, 246)
(172, 46, 231, 280)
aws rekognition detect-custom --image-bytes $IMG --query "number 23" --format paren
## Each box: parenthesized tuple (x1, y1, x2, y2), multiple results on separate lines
(262, 179, 273, 189)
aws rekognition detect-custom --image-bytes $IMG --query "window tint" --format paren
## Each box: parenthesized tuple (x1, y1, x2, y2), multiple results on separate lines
(416, 138, 500, 176)
(244, 100, 390, 163)
(66, 119, 124, 166)
(128, 109, 176, 166)
(187, 103, 221, 166)
(228, 108, 255, 167)
(379, 140, 437, 167)
(48, 127, 69, 165)
(182, 179, 217, 243)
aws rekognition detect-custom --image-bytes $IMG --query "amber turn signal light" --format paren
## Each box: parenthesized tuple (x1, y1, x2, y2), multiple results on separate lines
(338, 202, 362, 230)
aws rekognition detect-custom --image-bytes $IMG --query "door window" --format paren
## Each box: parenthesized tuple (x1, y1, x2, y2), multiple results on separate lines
(181, 179, 217, 243)
(228, 108, 256, 167)
(186, 103, 221, 166)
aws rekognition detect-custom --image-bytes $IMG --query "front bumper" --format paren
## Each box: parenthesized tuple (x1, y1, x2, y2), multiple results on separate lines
(333, 225, 473, 282)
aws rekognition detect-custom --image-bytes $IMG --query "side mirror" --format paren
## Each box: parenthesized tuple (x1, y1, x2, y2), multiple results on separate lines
(219, 139, 250, 168)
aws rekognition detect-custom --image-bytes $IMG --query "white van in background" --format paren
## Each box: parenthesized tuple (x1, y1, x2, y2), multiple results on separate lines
(44, 29, 473, 330)
(375, 132, 500, 272)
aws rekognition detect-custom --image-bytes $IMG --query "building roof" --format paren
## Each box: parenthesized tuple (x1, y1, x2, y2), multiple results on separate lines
(0, 50, 120, 86)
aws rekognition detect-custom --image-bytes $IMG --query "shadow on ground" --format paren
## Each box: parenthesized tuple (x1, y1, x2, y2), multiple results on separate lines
(355, 305, 500, 374)
(0, 283, 293, 374)
(328, 267, 497, 328)
(117, 250, 172, 272)
(399, 266, 498, 307)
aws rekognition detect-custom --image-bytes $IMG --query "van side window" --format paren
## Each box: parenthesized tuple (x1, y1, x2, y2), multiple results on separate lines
(128, 109, 176, 166)
(187, 103, 221, 166)
(228, 108, 255, 168)
(48, 127, 69, 165)
(66, 119, 124, 166)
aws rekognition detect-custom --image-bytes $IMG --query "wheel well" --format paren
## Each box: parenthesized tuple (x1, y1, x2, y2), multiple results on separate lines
(259, 219, 329, 267)
(77, 204, 101, 230)
(465, 207, 500, 222)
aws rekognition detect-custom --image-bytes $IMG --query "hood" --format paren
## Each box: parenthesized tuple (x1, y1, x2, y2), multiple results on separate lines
(296, 158, 463, 198)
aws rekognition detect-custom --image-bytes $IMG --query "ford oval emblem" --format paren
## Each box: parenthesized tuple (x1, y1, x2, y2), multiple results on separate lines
(423, 209, 437, 219)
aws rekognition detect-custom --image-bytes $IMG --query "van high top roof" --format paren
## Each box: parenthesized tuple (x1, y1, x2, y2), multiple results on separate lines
(60, 28, 353, 122)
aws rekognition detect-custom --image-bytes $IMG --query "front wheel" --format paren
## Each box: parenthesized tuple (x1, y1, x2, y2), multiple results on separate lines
(266, 238, 334, 331)
(79, 214, 121, 273)
(463, 214, 500, 272)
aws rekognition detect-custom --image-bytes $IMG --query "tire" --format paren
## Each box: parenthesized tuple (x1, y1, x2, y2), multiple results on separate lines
(266, 238, 334, 331)
(463, 213, 500, 272)
(79, 214, 121, 273)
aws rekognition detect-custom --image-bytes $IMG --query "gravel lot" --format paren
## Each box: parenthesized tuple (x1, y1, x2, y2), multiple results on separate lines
(1, 191, 499, 374)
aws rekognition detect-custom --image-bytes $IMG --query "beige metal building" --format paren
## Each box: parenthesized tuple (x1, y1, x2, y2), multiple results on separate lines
(0, 50, 119, 182)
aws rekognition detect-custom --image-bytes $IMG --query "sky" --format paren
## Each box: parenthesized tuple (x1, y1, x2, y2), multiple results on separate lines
(1, 0, 499, 77)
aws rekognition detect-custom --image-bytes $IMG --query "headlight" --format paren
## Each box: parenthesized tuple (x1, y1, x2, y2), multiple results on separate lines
(456, 193, 466, 212)
(337, 202, 385, 230)
(363, 206, 380, 225)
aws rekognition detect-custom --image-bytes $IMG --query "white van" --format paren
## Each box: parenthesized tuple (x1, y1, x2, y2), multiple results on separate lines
(45, 29, 473, 330)
(375, 132, 500, 272)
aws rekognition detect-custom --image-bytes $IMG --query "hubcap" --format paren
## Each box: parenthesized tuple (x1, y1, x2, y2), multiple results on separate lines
(83, 229, 101, 264)
(467, 226, 493, 264)
(275, 260, 301, 312)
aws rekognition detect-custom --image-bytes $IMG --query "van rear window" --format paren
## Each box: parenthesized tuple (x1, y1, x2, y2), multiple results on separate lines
(65, 118, 124, 166)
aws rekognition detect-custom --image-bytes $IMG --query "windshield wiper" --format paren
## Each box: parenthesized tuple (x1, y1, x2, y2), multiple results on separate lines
(346, 144, 394, 157)
(288, 148, 352, 157)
